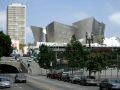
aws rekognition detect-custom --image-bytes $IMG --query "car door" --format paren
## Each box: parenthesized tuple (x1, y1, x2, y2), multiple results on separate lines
(100, 79, 109, 89)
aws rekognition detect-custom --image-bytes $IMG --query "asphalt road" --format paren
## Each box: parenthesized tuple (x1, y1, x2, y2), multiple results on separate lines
(0, 74, 99, 90)
(4, 82, 45, 90)
(0, 74, 47, 90)
(28, 75, 99, 90)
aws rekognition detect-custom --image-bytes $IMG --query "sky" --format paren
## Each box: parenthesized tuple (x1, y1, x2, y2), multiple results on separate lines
(0, 0, 120, 44)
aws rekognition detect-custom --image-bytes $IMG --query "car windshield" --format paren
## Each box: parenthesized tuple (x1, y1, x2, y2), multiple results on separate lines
(62, 72, 69, 75)
(86, 76, 95, 79)
(0, 77, 10, 81)
(16, 74, 26, 78)
(110, 79, 120, 83)
(74, 75, 81, 77)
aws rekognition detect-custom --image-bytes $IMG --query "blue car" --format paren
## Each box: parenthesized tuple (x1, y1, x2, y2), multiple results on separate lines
(99, 78, 120, 90)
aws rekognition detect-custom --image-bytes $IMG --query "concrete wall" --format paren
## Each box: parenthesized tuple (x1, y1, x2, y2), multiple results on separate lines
(20, 61, 28, 73)
(0, 61, 21, 70)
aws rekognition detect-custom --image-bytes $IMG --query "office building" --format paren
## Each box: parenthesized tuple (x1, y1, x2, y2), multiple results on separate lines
(7, 3, 26, 44)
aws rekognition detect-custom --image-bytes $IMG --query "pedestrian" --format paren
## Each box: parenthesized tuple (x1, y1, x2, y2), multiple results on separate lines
(28, 63, 30, 67)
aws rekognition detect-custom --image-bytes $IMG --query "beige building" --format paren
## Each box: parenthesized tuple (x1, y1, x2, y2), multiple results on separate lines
(7, 3, 26, 44)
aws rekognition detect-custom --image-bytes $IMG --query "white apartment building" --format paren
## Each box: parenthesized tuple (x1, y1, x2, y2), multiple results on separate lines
(7, 3, 26, 44)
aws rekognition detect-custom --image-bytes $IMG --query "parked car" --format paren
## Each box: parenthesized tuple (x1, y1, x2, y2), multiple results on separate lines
(15, 73, 27, 83)
(47, 71, 62, 80)
(0, 76, 11, 88)
(70, 75, 81, 84)
(47, 72, 52, 78)
(57, 72, 62, 80)
(27, 58, 32, 62)
(99, 78, 120, 90)
(51, 72, 59, 79)
(80, 76, 97, 86)
(61, 72, 71, 82)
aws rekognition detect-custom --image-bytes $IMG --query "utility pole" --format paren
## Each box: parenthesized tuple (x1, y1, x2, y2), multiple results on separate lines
(117, 52, 119, 78)
(85, 32, 94, 76)
(85, 32, 94, 47)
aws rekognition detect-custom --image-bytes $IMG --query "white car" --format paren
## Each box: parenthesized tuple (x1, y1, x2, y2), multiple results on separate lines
(27, 58, 32, 62)
(0, 76, 11, 88)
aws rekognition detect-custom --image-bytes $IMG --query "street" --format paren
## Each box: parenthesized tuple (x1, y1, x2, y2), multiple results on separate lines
(2, 74, 99, 90)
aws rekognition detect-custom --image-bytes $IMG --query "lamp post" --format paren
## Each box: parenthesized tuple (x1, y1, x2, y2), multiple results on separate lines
(53, 43, 60, 69)
(117, 53, 119, 78)
(85, 32, 94, 47)
(114, 48, 119, 78)
(85, 32, 94, 76)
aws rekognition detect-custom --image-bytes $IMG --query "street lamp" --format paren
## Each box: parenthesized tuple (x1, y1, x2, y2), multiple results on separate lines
(113, 48, 119, 78)
(117, 53, 119, 78)
(115, 48, 119, 78)
(85, 32, 94, 47)
(85, 32, 94, 76)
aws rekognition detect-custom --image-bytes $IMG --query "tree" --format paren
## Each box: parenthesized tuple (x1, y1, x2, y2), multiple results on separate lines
(85, 52, 109, 76)
(95, 35, 104, 45)
(37, 44, 56, 69)
(0, 47, 2, 60)
(0, 31, 12, 57)
(19, 44, 25, 53)
(64, 35, 84, 72)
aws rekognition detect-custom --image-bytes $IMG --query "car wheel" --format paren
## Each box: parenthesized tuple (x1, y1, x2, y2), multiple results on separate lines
(83, 81, 86, 86)
(24, 80, 26, 83)
(72, 81, 75, 84)
(99, 87, 102, 90)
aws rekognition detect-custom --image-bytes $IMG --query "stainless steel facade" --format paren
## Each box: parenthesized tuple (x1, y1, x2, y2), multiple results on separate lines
(46, 21, 76, 43)
(31, 26, 45, 44)
(73, 17, 105, 43)
(32, 17, 105, 43)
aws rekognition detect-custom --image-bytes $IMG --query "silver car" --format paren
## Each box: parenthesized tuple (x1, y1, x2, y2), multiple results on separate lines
(70, 75, 81, 84)
(0, 76, 11, 88)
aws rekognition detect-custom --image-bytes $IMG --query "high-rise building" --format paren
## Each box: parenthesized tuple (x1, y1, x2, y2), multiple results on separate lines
(7, 3, 26, 44)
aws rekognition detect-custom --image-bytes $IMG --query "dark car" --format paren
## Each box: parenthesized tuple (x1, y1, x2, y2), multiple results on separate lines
(47, 71, 62, 80)
(47, 72, 52, 78)
(70, 75, 81, 84)
(15, 73, 27, 83)
(80, 76, 97, 86)
(49, 72, 57, 79)
(99, 78, 120, 90)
